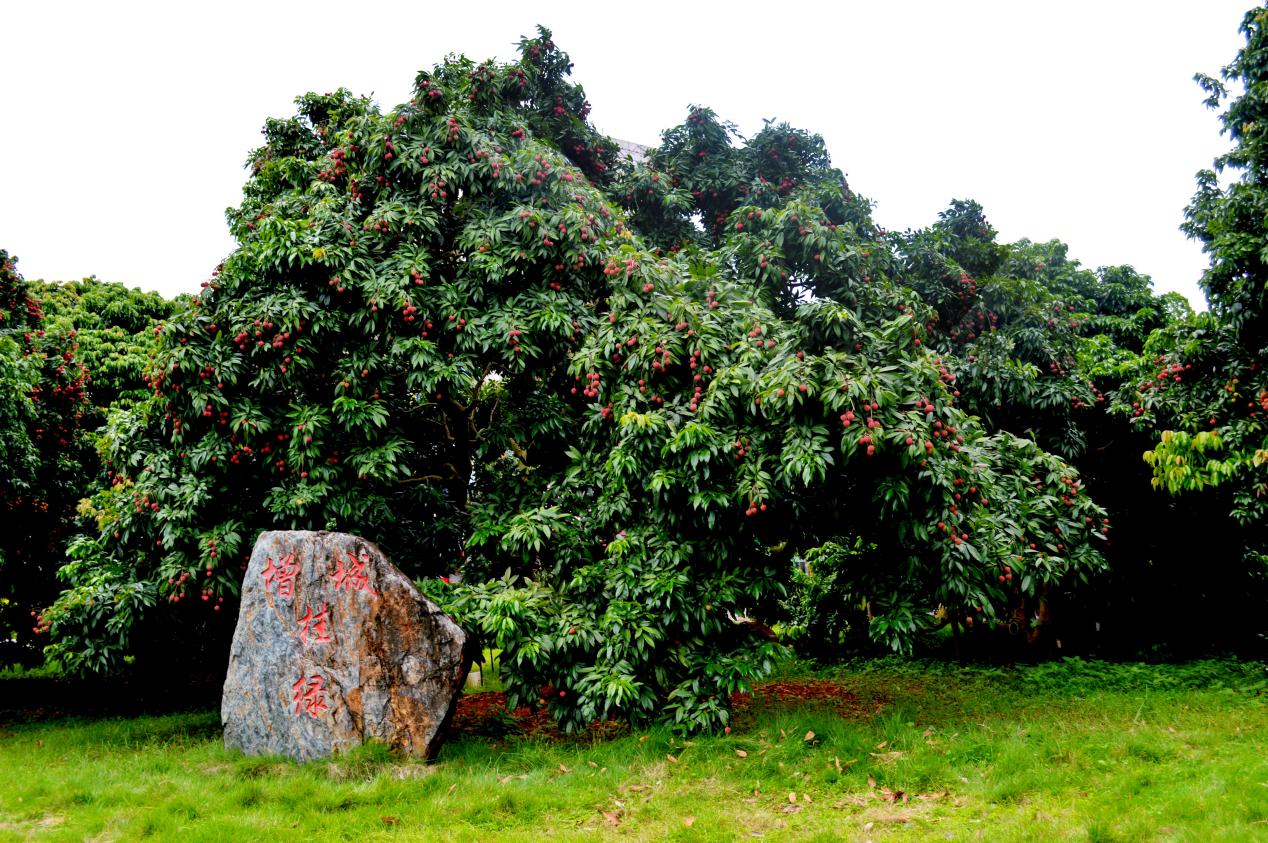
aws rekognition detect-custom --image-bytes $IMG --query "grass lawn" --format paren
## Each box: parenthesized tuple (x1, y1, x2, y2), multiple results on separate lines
(1, 658, 1266, 841)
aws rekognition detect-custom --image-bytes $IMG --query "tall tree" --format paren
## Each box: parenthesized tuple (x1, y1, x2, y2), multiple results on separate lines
(1115, 4, 1268, 601)
(44, 31, 1109, 729)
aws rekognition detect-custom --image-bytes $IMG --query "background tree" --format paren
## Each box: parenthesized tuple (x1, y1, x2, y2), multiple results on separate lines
(893, 195, 1266, 657)
(0, 252, 94, 666)
(32, 278, 180, 414)
(1099, 4, 1268, 648)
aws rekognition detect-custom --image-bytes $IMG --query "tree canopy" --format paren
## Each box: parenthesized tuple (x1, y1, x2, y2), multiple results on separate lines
(1120, 4, 1268, 580)
(0, 252, 94, 664)
(34, 29, 1115, 730)
(13, 5, 1268, 729)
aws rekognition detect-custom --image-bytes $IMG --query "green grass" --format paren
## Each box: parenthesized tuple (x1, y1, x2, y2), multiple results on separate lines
(1, 659, 1267, 841)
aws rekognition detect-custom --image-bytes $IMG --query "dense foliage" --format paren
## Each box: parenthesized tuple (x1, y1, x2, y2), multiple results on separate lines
(967, 6, 1268, 651)
(15, 5, 1268, 729)
(0, 265, 176, 667)
(1100, 5, 1268, 624)
(35, 30, 1111, 731)
(32, 278, 180, 414)
(0, 252, 94, 665)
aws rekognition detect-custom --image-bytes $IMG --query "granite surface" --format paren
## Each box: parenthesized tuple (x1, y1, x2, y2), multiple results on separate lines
(222, 531, 468, 760)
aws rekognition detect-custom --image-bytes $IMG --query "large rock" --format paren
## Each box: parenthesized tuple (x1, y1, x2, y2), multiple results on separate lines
(222, 531, 468, 761)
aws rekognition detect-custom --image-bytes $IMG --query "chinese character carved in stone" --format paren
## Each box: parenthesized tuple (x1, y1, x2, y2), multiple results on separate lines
(223, 531, 469, 761)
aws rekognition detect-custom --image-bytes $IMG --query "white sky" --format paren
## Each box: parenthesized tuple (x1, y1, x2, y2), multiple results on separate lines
(0, 1, 1252, 308)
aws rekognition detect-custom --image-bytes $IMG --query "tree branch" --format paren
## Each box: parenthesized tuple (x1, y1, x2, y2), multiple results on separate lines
(396, 474, 447, 486)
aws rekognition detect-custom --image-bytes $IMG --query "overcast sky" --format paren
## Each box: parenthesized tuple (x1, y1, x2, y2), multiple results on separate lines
(0, 1, 1253, 308)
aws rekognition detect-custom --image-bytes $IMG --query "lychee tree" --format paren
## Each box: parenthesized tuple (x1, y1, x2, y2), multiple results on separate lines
(892, 203, 1241, 655)
(456, 233, 1110, 728)
(43, 29, 635, 672)
(44, 31, 1109, 727)
(897, 203, 1119, 462)
(442, 108, 1110, 730)
(32, 277, 180, 414)
(0, 251, 94, 665)
(1108, 3, 1268, 593)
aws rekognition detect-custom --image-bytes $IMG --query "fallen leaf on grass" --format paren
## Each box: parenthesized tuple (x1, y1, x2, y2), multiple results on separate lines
(601, 810, 621, 826)
(781, 804, 803, 814)
(667, 754, 678, 763)
(380, 817, 399, 826)
(879, 788, 906, 803)
(626, 784, 651, 793)
(863, 821, 875, 831)
(588, 760, 598, 768)
(867, 775, 877, 789)
(832, 796, 870, 808)
(875, 740, 888, 749)
(787, 791, 797, 804)
(869, 750, 905, 762)
(683, 816, 696, 827)
(639, 735, 650, 742)
(804, 731, 816, 742)
(736, 749, 748, 758)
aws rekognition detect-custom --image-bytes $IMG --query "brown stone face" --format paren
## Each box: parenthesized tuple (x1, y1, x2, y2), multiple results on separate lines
(221, 531, 468, 761)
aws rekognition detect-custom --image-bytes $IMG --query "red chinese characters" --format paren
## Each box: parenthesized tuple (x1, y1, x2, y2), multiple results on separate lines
(330, 550, 376, 596)
(292, 673, 329, 718)
(261, 552, 301, 599)
(296, 604, 331, 645)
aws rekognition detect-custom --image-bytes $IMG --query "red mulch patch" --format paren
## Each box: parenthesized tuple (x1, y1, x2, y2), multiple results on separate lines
(729, 678, 882, 727)
(448, 691, 558, 739)
(449, 678, 880, 741)
(447, 691, 626, 741)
